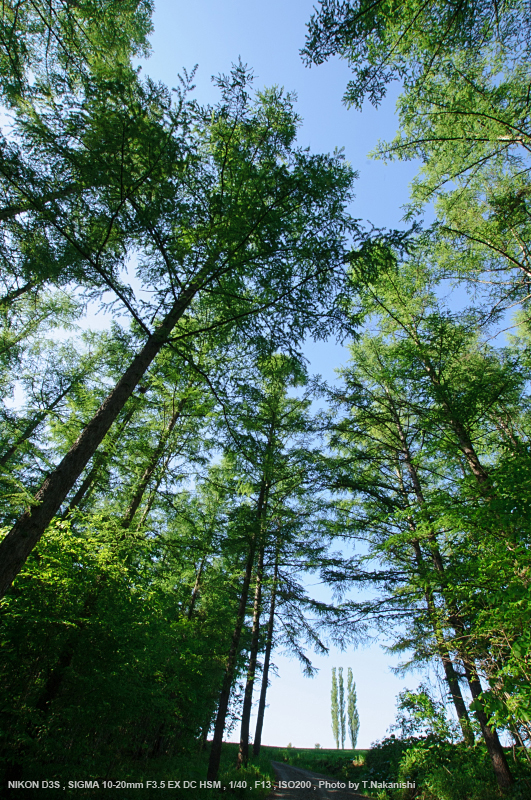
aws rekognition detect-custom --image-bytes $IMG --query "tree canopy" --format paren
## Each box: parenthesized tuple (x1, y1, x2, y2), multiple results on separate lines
(1, 0, 530, 796)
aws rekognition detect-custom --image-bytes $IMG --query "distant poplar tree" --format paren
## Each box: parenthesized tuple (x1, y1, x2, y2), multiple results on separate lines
(331, 668, 339, 748)
(347, 668, 360, 749)
(338, 666, 346, 748)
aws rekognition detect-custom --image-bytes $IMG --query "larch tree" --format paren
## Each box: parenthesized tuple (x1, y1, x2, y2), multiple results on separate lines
(0, 65, 361, 599)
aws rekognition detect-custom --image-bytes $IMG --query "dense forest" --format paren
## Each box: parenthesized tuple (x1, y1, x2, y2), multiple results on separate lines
(0, 1, 530, 798)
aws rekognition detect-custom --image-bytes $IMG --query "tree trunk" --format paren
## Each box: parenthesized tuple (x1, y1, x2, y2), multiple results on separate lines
(135, 459, 168, 529)
(188, 556, 206, 621)
(0, 185, 79, 222)
(411, 348, 490, 485)
(410, 537, 473, 745)
(0, 281, 35, 305)
(62, 401, 140, 517)
(462, 659, 513, 789)
(253, 555, 279, 756)
(34, 576, 106, 714)
(0, 280, 201, 599)
(389, 378, 512, 785)
(206, 540, 257, 782)
(427, 595, 474, 745)
(390, 430, 482, 750)
(237, 544, 265, 768)
(392, 440, 470, 738)
(121, 397, 186, 528)
(207, 480, 269, 782)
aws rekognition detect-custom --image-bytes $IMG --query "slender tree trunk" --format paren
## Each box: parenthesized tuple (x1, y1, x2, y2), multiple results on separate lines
(206, 539, 257, 781)
(426, 539, 512, 783)
(188, 556, 206, 621)
(409, 348, 490, 485)
(0, 280, 201, 599)
(491, 413, 522, 454)
(63, 466, 98, 516)
(440, 596, 515, 787)
(389, 381, 512, 786)
(462, 659, 513, 788)
(510, 726, 531, 764)
(425, 590, 474, 744)
(207, 480, 269, 782)
(392, 437, 472, 743)
(62, 402, 140, 517)
(199, 716, 212, 752)
(427, 552, 513, 784)
(237, 545, 265, 768)
(390, 423, 493, 753)
(0, 185, 79, 222)
(253, 555, 279, 756)
(410, 537, 473, 744)
(135, 460, 167, 529)
(121, 397, 186, 528)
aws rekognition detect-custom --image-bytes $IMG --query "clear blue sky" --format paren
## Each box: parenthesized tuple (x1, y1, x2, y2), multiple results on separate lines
(135, 0, 433, 749)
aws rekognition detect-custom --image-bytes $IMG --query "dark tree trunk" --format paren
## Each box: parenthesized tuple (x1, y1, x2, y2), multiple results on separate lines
(389, 419, 475, 747)
(410, 537, 473, 745)
(426, 593, 473, 745)
(389, 374, 511, 784)
(409, 347, 490, 485)
(35, 642, 76, 714)
(253, 555, 278, 757)
(135, 459, 168, 529)
(121, 397, 186, 528)
(188, 556, 206, 621)
(237, 545, 265, 768)
(207, 480, 269, 782)
(206, 539, 257, 782)
(462, 660, 514, 789)
(0, 281, 201, 599)
(0, 185, 79, 222)
(0, 281, 35, 305)
(63, 401, 141, 517)
(441, 599, 515, 787)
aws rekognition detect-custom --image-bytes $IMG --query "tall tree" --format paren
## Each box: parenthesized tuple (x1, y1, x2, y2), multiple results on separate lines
(331, 667, 340, 749)
(325, 265, 529, 788)
(347, 668, 360, 749)
(0, 67, 360, 599)
(338, 666, 346, 749)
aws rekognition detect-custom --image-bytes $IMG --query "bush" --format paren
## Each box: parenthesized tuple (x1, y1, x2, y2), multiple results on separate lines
(361, 736, 531, 800)
(219, 763, 272, 799)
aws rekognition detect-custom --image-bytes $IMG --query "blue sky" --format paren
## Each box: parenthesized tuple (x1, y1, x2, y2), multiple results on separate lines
(134, 0, 433, 749)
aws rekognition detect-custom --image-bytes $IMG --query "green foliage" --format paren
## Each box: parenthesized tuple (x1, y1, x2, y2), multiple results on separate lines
(0, 0, 153, 106)
(0, 511, 233, 782)
(304, 1, 531, 322)
(360, 736, 531, 800)
(2, 0, 531, 790)
(303, 0, 529, 108)
(392, 687, 459, 742)
(331, 667, 340, 748)
(347, 668, 360, 749)
(339, 666, 346, 748)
